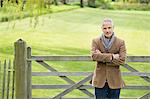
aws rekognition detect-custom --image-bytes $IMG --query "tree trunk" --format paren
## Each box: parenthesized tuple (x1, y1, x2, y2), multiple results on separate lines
(123, 0, 125, 3)
(62, 0, 67, 4)
(54, 0, 58, 5)
(0, 0, 3, 7)
(16, 0, 18, 4)
(80, 0, 84, 8)
(22, 0, 26, 10)
(88, 0, 95, 8)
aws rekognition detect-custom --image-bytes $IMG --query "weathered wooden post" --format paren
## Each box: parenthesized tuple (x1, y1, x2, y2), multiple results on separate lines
(27, 47, 32, 99)
(14, 39, 27, 99)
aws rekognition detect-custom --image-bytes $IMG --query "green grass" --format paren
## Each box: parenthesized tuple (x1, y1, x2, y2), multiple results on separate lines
(0, 8, 150, 98)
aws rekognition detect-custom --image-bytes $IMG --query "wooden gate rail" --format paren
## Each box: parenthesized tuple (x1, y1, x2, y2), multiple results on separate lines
(14, 39, 150, 99)
(32, 85, 150, 90)
(32, 72, 150, 76)
(28, 55, 150, 62)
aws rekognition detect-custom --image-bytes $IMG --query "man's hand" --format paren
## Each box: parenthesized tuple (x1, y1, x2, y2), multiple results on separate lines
(113, 54, 119, 59)
(95, 49, 101, 54)
(92, 47, 101, 54)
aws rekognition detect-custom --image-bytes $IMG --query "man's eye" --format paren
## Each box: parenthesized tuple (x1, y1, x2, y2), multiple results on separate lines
(108, 27, 111, 29)
(103, 28, 106, 29)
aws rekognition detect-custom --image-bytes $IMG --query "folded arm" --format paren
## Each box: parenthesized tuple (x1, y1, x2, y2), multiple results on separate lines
(91, 39, 112, 62)
(111, 41, 126, 65)
(91, 39, 126, 65)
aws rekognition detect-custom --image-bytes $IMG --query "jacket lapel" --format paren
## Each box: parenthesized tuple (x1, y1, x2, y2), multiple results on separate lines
(98, 38, 106, 53)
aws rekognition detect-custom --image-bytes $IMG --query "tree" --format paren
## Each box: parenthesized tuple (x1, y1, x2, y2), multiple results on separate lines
(80, 0, 84, 7)
(22, 0, 27, 10)
(88, 0, 96, 7)
(140, 0, 149, 4)
(44, 0, 53, 8)
(61, 0, 67, 4)
(0, 0, 3, 7)
(53, 0, 58, 5)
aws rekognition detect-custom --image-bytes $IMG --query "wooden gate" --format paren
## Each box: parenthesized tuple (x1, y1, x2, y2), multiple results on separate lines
(12, 39, 150, 99)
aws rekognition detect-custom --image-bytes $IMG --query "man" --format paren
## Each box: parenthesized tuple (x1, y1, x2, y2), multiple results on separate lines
(91, 18, 126, 99)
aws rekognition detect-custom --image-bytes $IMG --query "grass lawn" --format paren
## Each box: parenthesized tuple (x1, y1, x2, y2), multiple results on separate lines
(0, 7, 150, 98)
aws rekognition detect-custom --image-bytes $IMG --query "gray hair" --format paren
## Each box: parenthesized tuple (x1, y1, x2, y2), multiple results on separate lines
(102, 18, 114, 27)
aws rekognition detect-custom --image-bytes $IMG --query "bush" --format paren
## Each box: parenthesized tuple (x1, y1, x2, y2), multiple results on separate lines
(102, 2, 150, 11)
(96, 0, 112, 9)
(140, 0, 149, 4)
(94, 0, 150, 10)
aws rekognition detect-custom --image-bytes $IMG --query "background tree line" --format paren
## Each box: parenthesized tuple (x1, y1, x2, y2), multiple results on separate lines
(0, 0, 149, 8)
(0, 0, 149, 23)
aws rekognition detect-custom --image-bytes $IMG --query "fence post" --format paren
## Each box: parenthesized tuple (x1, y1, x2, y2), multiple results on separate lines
(27, 47, 32, 99)
(0, 61, 1, 99)
(14, 39, 27, 99)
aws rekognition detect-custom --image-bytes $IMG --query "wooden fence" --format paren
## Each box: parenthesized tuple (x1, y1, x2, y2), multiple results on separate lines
(0, 60, 15, 99)
(1, 39, 150, 99)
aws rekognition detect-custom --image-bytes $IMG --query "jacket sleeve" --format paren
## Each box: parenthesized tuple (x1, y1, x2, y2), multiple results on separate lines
(91, 39, 112, 62)
(111, 40, 126, 65)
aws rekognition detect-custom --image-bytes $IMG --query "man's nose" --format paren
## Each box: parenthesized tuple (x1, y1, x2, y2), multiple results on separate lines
(106, 28, 109, 32)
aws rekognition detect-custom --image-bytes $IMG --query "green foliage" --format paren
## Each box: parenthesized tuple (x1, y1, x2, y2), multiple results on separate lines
(139, 0, 149, 4)
(94, 0, 150, 10)
(96, 0, 111, 9)
(0, 0, 51, 22)
(0, 1, 21, 22)
(0, 4, 79, 23)
(0, 0, 79, 24)
(109, 2, 150, 10)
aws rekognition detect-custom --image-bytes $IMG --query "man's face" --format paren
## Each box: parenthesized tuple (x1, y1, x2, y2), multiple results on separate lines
(102, 22, 114, 38)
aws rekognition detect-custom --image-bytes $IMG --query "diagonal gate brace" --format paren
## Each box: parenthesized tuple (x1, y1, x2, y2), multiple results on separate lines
(36, 61, 94, 97)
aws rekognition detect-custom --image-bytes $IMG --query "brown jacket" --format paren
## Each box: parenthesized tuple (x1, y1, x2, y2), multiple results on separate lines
(91, 36, 126, 89)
